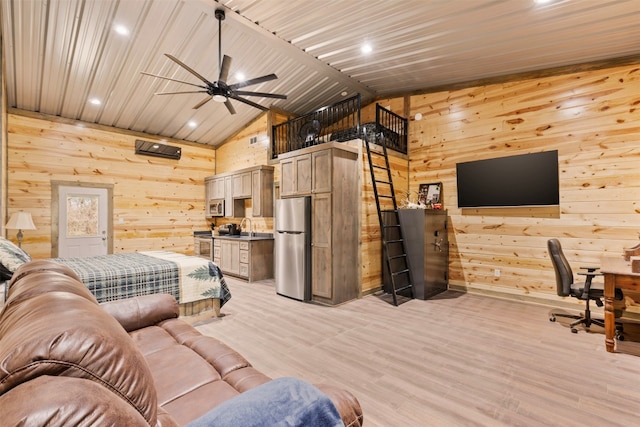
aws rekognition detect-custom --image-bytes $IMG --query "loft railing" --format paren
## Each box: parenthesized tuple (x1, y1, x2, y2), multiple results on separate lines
(374, 104, 407, 154)
(271, 95, 361, 159)
(271, 95, 408, 159)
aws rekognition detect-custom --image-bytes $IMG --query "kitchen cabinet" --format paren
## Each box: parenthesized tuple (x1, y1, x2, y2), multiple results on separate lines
(205, 165, 274, 218)
(311, 149, 331, 193)
(232, 172, 252, 198)
(208, 177, 225, 199)
(311, 192, 332, 299)
(280, 154, 311, 197)
(213, 237, 274, 282)
(252, 168, 274, 217)
(204, 177, 225, 218)
(224, 176, 240, 218)
(218, 239, 240, 275)
(279, 143, 359, 305)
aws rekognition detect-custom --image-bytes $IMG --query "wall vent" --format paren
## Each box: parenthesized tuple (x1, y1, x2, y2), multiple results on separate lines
(135, 140, 181, 160)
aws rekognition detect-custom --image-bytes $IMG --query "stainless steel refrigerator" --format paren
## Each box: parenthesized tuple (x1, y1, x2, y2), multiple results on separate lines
(275, 196, 311, 301)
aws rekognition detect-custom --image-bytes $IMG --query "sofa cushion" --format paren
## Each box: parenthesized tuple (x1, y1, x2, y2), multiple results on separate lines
(129, 317, 271, 425)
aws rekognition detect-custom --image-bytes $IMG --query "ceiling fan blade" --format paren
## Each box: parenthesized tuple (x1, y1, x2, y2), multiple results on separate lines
(229, 95, 269, 111)
(229, 74, 278, 90)
(141, 72, 207, 89)
(164, 54, 212, 85)
(219, 55, 232, 84)
(234, 90, 287, 100)
(154, 90, 208, 95)
(193, 96, 213, 110)
(224, 99, 237, 115)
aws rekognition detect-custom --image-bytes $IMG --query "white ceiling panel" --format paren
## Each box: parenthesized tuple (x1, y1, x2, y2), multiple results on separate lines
(2, 0, 639, 147)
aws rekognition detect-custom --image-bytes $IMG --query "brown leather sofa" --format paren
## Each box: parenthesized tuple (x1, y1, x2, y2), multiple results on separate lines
(0, 260, 363, 426)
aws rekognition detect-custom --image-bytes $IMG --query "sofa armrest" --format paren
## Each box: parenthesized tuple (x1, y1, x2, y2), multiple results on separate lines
(315, 383, 364, 427)
(101, 293, 179, 332)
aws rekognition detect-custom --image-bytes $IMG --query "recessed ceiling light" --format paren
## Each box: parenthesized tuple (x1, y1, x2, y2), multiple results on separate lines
(235, 72, 245, 82)
(89, 98, 101, 105)
(361, 43, 373, 54)
(341, 91, 348, 96)
(187, 120, 197, 128)
(114, 24, 129, 36)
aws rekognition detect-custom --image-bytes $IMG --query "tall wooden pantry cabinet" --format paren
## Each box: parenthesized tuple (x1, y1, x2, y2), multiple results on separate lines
(279, 142, 359, 305)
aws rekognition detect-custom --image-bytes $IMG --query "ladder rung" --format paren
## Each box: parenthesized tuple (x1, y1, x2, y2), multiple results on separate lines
(385, 239, 404, 244)
(394, 285, 413, 293)
(378, 195, 393, 199)
(392, 269, 410, 277)
(389, 254, 407, 260)
(372, 164, 388, 170)
(382, 224, 400, 228)
(374, 180, 392, 185)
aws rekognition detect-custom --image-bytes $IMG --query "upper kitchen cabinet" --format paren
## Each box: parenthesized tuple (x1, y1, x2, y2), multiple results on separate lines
(205, 177, 225, 218)
(279, 148, 333, 197)
(232, 172, 252, 198)
(205, 165, 275, 218)
(252, 168, 274, 217)
(280, 154, 311, 197)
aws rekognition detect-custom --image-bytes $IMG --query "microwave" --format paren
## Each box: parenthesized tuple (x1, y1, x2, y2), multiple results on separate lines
(209, 199, 224, 217)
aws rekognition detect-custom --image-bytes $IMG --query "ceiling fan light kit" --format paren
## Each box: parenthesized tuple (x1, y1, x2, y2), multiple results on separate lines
(142, 9, 286, 115)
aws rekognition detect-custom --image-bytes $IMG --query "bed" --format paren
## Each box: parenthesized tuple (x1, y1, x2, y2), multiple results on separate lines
(0, 237, 230, 316)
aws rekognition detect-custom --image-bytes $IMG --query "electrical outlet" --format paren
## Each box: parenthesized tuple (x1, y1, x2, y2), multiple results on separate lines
(494, 269, 501, 277)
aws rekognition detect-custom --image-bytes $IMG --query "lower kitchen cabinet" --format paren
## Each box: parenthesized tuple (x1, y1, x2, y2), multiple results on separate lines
(213, 238, 274, 282)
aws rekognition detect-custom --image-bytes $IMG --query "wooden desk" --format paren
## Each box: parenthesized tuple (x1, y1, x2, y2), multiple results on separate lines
(601, 257, 640, 352)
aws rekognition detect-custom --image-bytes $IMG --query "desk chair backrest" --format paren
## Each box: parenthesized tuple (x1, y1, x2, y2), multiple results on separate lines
(548, 238, 573, 297)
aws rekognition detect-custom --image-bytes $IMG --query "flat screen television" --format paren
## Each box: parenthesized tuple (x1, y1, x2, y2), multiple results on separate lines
(456, 150, 559, 208)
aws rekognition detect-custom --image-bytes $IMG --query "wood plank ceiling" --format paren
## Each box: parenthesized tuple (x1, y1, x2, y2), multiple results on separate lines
(2, 0, 639, 147)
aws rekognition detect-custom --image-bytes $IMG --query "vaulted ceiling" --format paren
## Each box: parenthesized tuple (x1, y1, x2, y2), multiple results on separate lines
(2, 0, 639, 147)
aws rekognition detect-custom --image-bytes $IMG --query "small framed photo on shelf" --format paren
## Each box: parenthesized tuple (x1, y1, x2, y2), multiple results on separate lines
(418, 182, 442, 208)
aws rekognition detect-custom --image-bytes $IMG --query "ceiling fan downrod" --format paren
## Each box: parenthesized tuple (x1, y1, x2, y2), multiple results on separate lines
(215, 9, 225, 81)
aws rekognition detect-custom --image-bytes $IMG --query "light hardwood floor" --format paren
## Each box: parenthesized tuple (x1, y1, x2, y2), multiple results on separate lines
(193, 278, 640, 426)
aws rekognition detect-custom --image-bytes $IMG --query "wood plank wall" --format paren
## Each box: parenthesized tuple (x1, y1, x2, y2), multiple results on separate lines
(408, 63, 640, 303)
(6, 111, 215, 259)
(6, 62, 637, 305)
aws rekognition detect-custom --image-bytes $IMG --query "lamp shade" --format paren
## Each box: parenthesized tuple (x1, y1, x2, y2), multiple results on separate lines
(6, 211, 36, 230)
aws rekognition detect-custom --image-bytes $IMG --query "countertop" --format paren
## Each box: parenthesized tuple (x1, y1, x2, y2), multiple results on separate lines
(213, 232, 274, 241)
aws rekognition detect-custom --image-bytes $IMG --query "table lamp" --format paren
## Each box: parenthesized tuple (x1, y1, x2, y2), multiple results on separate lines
(6, 211, 36, 248)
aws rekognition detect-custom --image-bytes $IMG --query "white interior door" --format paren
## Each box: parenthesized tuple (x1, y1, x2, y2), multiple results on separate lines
(58, 186, 108, 258)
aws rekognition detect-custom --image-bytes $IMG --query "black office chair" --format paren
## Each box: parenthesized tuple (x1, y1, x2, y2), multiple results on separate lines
(547, 238, 624, 336)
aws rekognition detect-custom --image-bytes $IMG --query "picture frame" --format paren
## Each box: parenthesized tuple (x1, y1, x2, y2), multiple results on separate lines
(418, 182, 442, 207)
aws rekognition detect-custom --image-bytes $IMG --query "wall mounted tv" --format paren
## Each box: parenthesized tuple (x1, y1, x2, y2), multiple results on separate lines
(456, 150, 559, 208)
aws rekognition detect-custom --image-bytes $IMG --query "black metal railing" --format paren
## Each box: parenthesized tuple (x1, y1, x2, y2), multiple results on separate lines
(271, 95, 408, 158)
(374, 104, 407, 154)
(272, 95, 361, 159)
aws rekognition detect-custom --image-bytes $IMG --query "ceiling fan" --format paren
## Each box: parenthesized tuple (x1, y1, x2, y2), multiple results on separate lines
(141, 9, 286, 114)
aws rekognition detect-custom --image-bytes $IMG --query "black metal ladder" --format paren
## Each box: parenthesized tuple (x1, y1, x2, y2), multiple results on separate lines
(363, 130, 413, 306)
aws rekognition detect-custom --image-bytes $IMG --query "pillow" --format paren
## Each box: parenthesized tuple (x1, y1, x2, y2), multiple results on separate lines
(0, 237, 31, 279)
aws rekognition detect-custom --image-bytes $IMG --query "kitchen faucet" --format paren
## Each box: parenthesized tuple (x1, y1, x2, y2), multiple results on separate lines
(240, 217, 253, 237)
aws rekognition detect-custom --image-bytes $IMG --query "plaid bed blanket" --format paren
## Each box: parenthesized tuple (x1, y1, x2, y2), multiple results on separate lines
(51, 251, 231, 307)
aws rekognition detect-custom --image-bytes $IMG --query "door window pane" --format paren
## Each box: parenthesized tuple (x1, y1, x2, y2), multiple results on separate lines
(67, 195, 99, 237)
